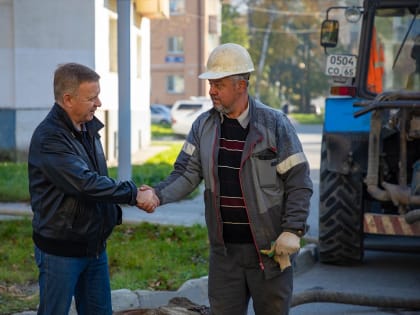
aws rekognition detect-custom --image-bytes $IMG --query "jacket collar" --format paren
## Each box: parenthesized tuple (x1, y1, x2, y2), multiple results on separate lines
(52, 103, 104, 136)
(244, 96, 264, 145)
(219, 101, 250, 128)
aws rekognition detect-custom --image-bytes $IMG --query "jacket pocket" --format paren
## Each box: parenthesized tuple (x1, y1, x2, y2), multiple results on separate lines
(252, 149, 278, 188)
(68, 200, 92, 235)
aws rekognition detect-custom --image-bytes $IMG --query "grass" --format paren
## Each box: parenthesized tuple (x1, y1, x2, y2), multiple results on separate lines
(151, 123, 175, 138)
(108, 223, 209, 291)
(0, 219, 209, 314)
(290, 113, 324, 125)
(0, 163, 29, 202)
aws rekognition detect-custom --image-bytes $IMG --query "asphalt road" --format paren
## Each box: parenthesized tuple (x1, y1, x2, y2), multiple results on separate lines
(294, 123, 321, 240)
(291, 250, 420, 315)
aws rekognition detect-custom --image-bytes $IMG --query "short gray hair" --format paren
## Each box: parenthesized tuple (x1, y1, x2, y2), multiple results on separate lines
(230, 73, 250, 86)
(53, 63, 100, 102)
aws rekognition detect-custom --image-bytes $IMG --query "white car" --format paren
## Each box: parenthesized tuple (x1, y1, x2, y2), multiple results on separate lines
(171, 98, 213, 136)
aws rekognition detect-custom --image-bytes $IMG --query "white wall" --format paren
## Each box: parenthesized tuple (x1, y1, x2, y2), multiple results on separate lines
(13, 0, 96, 109)
(11, 0, 96, 157)
(131, 17, 152, 158)
(0, 0, 15, 108)
(0, 0, 152, 162)
(94, 0, 151, 164)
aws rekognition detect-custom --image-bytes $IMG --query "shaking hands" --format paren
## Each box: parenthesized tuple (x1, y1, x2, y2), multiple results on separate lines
(136, 185, 160, 213)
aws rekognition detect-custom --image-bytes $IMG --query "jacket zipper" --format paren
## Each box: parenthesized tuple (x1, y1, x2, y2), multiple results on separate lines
(211, 126, 224, 245)
(239, 132, 266, 270)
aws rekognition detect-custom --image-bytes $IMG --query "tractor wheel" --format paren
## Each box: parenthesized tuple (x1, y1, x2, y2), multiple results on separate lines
(319, 137, 364, 265)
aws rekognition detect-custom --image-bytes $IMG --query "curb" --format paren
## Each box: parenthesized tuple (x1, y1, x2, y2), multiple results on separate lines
(0, 202, 32, 217)
(294, 243, 318, 275)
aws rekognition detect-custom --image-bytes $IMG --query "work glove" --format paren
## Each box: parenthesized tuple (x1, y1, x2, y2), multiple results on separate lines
(260, 231, 301, 272)
(274, 231, 301, 255)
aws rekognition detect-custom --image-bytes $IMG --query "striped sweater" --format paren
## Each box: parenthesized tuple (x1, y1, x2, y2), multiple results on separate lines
(218, 116, 252, 243)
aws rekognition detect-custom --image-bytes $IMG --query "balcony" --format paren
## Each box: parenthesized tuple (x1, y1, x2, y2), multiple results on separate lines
(134, 0, 169, 19)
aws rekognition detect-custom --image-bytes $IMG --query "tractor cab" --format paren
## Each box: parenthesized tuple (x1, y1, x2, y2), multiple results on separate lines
(321, 1, 420, 98)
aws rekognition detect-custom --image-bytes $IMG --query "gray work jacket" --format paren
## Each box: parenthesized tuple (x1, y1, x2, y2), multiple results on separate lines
(154, 96, 313, 278)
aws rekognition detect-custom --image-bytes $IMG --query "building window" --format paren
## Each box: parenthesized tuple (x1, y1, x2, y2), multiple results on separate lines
(168, 36, 184, 54)
(167, 75, 184, 94)
(208, 15, 220, 35)
(109, 18, 118, 73)
(170, 0, 185, 15)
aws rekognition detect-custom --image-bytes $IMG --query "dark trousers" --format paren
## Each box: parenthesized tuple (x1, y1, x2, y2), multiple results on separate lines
(208, 243, 293, 315)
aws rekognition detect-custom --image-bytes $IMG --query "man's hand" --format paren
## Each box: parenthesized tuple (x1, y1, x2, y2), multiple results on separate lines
(260, 232, 300, 272)
(136, 188, 159, 213)
(139, 184, 154, 192)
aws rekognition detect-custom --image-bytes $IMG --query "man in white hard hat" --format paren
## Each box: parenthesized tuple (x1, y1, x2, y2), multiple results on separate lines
(148, 43, 313, 314)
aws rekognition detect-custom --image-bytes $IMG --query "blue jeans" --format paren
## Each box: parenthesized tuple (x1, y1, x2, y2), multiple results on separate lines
(34, 246, 112, 315)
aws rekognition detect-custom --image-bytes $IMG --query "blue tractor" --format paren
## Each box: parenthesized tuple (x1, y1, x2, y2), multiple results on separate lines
(319, 0, 420, 265)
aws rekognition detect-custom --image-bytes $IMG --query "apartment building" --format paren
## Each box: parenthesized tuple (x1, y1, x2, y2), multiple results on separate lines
(150, 0, 221, 106)
(0, 0, 168, 163)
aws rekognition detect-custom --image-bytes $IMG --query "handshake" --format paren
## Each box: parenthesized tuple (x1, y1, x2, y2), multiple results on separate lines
(136, 185, 159, 213)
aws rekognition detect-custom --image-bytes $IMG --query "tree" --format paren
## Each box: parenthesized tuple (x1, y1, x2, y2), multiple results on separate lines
(221, 0, 330, 112)
(221, 3, 249, 48)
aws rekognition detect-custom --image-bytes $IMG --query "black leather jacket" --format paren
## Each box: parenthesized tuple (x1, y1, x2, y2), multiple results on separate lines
(28, 103, 138, 257)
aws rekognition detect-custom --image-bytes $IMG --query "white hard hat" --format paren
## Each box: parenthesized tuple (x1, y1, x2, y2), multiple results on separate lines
(199, 43, 255, 80)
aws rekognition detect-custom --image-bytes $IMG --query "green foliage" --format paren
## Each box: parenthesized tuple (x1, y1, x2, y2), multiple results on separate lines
(232, 1, 330, 112)
(151, 123, 174, 138)
(107, 143, 182, 187)
(0, 219, 41, 313)
(107, 223, 209, 291)
(0, 219, 37, 284)
(290, 113, 324, 125)
(0, 219, 209, 313)
(221, 3, 250, 47)
(0, 293, 39, 315)
(0, 163, 30, 202)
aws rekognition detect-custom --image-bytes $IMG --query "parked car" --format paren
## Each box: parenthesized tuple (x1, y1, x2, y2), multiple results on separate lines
(171, 97, 213, 136)
(150, 104, 171, 125)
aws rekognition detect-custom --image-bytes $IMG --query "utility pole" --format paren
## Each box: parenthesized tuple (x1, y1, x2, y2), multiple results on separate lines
(255, 5, 276, 100)
(117, 0, 132, 180)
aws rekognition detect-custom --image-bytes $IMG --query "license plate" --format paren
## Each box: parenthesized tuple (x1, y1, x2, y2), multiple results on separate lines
(325, 54, 357, 78)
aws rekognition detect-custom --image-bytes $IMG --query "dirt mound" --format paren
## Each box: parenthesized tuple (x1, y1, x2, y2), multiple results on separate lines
(114, 297, 210, 315)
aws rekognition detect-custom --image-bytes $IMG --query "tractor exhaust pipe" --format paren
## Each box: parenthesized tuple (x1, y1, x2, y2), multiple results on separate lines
(364, 109, 390, 202)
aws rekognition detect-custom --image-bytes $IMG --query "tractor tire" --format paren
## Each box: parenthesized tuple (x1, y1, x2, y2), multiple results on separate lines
(319, 137, 364, 265)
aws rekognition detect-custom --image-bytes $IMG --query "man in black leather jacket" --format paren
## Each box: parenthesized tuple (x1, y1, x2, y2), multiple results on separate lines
(28, 62, 158, 315)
